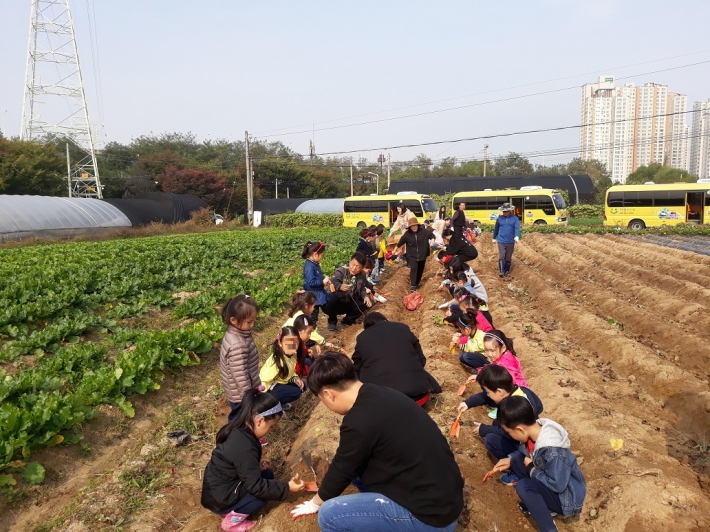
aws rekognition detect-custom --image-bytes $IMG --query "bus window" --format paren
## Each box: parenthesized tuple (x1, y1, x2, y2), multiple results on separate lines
(552, 193, 566, 210)
(486, 196, 508, 210)
(637, 192, 654, 207)
(422, 197, 437, 213)
(403, 200, 424, 217)
(526, 195, 555, 215)
(607, 192, 623, 207)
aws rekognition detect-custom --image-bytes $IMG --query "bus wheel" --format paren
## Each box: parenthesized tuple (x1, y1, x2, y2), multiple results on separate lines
(533, 220, 547, 226)
(356, 221, 367, 229)
(628, 219, 646, 231)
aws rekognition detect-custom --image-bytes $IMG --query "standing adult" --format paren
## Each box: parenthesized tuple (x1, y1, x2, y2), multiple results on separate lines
(436, 205, 447, 220)
(492, 202, 521, 277)
(322, 252, 373, 331)
(290, 353, 464, 531)
(394, 218, 435, 292)
(388, 201, 414, 238)
(450, 201, 467, 237)
(352, 312, 441, 405)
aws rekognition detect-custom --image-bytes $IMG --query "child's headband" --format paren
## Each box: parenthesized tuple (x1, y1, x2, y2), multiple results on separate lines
(484, 332, 505, 346)
(256, 403, 283, 418)
(458, 317, 468, 328)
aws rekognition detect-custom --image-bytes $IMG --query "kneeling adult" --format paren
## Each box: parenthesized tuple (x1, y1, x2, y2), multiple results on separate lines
(352, 312, 441, 405)
(291, 353, 464, 531)
(322, 252, 373, 331)
(442, 228, 478, 262)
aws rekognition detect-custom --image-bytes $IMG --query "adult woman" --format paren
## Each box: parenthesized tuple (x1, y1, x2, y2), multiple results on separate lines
(352, 313, 441, 405)
(441, 228, 478, 262)
(450, 201, 467, 237)
(322, 252, 373, 331)
(394, 218, 435, 292)
(388, 201, 413, 238)
(492, 202, 521, 277)
(436, 205, 447, 220)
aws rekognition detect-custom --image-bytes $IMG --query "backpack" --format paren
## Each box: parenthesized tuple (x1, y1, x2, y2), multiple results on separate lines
(403, 291, 424, 311)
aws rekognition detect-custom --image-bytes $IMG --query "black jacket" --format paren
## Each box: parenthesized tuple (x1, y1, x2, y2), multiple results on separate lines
(447, 234, 478, 261)
(330, 266, 371, 303)
(355, 238, 376, 259)
(396, 226, 435, 261)
(201, 426, 289, 513)
(318, 384, 464, 527)
(451, 209, 467, 232)
(352, 321, 441, 398)
(464, 386, 544, 440)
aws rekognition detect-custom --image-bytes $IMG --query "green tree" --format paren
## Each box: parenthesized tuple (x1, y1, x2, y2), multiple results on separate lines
(626, 164, 697, 185)
(492, 152, 534, 175)
(0, 137, 66, 196)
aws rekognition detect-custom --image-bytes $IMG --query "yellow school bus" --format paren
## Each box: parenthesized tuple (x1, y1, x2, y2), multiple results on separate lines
(452, 187, 568, 226)
(342, 193, 438, 228)
(604, 182, 710, 229)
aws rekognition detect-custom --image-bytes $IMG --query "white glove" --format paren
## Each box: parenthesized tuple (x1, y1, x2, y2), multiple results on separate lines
(291, 498, 321, 519)
(491, 239, 497, 243)
(514, 237, 519, 243)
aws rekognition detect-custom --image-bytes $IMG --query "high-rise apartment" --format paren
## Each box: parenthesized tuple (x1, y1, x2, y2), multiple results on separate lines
(689, 100, 710, 180)
(579, 76, 688, 183)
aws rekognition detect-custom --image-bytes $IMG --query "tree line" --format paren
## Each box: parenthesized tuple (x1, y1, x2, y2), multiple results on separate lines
(0, 132, 698, 215)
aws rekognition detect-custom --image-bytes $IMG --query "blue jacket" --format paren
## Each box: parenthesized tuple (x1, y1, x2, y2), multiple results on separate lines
(514, 419, 586, 516)
(303, 259, 328, 306)
(492, 214, 521, 244)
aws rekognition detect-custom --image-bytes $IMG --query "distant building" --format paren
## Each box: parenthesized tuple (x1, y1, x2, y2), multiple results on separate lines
(689, 100, 710, 180)
(579, 76, 689, 183)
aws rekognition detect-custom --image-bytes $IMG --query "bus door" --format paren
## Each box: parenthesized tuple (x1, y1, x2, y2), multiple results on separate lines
(388, 201, 400, 225)
(511, 197, 524, 222)
(687, 192, 704, 223)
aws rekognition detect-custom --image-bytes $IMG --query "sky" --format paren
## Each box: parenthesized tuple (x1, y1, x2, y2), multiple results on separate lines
(1, 0, 709, 167)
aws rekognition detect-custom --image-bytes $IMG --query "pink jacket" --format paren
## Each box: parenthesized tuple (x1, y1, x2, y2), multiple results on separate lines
(493, 351, 528, 388)
(476, 313, 493, 332)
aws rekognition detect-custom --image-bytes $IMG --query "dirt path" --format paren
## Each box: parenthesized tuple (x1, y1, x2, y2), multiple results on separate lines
(4, 233, 710, 532)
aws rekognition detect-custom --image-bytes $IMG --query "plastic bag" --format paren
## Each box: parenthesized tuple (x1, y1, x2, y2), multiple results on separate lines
(403, 291, 423, 311)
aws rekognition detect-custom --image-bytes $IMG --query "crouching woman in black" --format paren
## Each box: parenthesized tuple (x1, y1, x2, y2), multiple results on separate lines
(352, 312, 441, 406)
(201, 388, 304, 531)
(322, 252, 374, 331)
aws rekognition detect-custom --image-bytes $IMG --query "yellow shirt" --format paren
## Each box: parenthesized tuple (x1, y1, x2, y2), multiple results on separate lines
(259, 353, 297, 389)
(283, 310, 325, 345)
(462, 329, 487, 358)
(378, 240, 386, 258)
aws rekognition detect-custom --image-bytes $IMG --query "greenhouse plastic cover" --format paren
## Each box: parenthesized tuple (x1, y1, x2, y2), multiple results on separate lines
(295, 198, 344, 214)
(0, 195, 132, 235)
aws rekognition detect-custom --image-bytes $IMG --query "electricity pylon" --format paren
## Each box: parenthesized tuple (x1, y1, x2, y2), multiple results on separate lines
(20, 0, 102, 198)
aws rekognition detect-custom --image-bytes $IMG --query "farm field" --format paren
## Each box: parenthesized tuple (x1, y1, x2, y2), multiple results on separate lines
(1, 231, 710, 532)
(623, 234, 710, 256)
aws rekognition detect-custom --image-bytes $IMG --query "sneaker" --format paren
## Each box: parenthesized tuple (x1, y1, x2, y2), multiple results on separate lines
(221, 511, 256, 532)
(282, 403, 292, 411)
(371, 279, 380, 284)
(411, 286, 417, 292)
(259, 438, 268, 447)
(500, 471, 519, 486)
(328, 322, 337, 332)
(518, 502, 557, 518)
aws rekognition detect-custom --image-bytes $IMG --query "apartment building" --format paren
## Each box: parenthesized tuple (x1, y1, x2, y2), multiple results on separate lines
(580, 76, 688, 183)
(689, 100, 710, 180)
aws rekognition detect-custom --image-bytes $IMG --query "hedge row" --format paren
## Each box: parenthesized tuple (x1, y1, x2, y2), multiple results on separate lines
(264, 213, 343, 228)
(568, 204, 604, 218)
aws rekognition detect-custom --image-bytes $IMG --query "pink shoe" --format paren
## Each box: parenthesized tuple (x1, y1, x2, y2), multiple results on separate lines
(221, 511, 256, 532)
(259, 438, 268, 447)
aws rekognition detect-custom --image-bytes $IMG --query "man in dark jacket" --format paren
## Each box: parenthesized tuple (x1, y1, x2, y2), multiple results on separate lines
(352, 313, 441, 403)
(442, 228, 478, 262)
(291, 353, 463, 531)
(450, 201, 467, 237)
(395, 218, 435, 292)
(322, 252, 373, 331)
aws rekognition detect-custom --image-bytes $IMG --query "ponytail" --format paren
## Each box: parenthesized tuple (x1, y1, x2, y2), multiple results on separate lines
(302, 241, 325, 259)
(216, 387, 281, 444)
(456, 307, 479, 331)
(288, 291, 317, 317)
(271, 327, 300, 380)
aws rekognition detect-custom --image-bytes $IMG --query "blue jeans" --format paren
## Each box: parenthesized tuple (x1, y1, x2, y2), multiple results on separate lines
(510, 453, 562, 532)
(483, 432, 519, 460)
(319, 492, 458, 532)
(228, 402, 241, 424)
(221, 469, 274, 516)
(269, 383, 303, 405)
(459, 351, 488, 369)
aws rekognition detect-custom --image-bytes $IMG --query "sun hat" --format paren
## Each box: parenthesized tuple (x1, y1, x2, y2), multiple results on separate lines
(498, 202, 515, 212)
(407, 217, 420, 228)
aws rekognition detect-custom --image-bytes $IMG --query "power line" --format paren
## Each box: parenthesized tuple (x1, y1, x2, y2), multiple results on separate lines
(253, 58, 710, 139)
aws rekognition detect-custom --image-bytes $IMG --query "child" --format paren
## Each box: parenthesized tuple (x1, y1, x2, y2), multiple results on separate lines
(201, 388, 305, 531)
(491, 396, 586, 532)
(451, 308, 488, 369)
(302, 241, 331, 324)
(282, 291, 334, 353)
(220, 295, 261, 424)
(355, 229, 377, 262)
(457, 364, 543, 460)
(444, 292, 493, 332)
(474, 329, 528, 387)
(293, 314, 316, 377)
(376, 225, 386, 276)
(259, 327, 306, 409)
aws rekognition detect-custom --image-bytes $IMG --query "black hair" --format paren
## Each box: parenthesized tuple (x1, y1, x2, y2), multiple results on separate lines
(456, 308, 479, 332)
(449, 258, 470, 276)
(364, 259, 374, 270)
(271, 326, 302, 380)
(293, 314, 314, 332)
(221, 295, 258, 326)
(437, 249, 449, 261)
(363, 312, 388, 329)
(442, 228, 453, 238)
(307, 352, 357, 395)
(350, 252, 367, 266)
(454, 271, 469, 283)
(376, 224, 385, 234)
(458, 293, 484, 311)
(439, 205, 446, 214)
(216, 387, 282, 444)
(484, 329, 517, 357)
(288, 291, 317, 317)
(360, 229, 373, 238)
(476, 364, 514, 394)
(302, 241, 325, 259)
(498, 395, 537, 429)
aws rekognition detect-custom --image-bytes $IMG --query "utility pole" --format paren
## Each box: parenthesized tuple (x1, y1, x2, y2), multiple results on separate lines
(387, 153, 391, 188)
(245, 131, 253, 224)
(287, 187, 290, 198)
(483, 144, 489, 177)
(350, 162, 354, 196)
(275, 179, 279, 199)
(66, 143, 72, 197)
